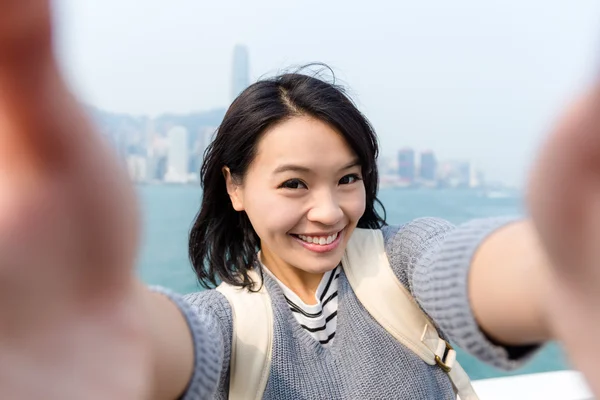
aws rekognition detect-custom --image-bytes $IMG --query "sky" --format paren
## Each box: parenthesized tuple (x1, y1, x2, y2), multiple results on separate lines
(52, 0, 600, 185)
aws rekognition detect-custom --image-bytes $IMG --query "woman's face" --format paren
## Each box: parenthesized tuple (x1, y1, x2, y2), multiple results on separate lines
(225, 115, 366, 276)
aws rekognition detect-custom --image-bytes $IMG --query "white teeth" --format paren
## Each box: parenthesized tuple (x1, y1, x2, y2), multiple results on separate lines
(297, 232, 338, 246)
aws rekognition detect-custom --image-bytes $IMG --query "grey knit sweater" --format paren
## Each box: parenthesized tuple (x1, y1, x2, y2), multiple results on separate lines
(158, 217, 542, 399)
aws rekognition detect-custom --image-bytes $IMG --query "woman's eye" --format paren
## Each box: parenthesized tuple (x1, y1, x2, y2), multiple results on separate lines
(280, 179, 307, 189)
(339, 174, 362, 185)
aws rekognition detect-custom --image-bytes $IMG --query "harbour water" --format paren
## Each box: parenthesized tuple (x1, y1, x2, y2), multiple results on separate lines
(136, 184, 570, 380)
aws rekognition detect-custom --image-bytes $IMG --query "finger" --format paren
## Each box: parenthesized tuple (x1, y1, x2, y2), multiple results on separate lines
(0, 0, 53, 66)
(0, 57, 95, 174)
(0, 0, 105, 175)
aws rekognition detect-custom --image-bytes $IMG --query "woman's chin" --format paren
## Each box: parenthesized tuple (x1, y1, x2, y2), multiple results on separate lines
(292, 252, 343, 275)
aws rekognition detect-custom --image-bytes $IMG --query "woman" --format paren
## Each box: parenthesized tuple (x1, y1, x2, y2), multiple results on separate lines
(1, 1, 600, 399)
(184, 71, 546, 399)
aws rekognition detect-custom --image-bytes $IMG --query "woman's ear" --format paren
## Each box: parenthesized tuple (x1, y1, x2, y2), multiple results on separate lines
(222, 167, 245, 211)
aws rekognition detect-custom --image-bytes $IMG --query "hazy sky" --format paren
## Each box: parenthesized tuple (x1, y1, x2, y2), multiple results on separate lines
(52, 0, 600, 185)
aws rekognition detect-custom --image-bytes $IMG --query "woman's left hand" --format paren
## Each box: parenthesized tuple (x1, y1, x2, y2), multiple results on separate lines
(527, 81, 600, 396)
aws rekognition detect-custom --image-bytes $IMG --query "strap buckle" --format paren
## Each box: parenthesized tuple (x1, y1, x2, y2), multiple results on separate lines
(435, 340, 454, 373)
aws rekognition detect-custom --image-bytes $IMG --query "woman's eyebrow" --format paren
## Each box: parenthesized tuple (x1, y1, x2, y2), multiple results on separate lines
(272, 159, 360, 175)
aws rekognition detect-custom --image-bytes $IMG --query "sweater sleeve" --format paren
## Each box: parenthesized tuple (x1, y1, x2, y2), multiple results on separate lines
(183, 289, 233, 400)
(149, 286, 229, 400)
(382, 217, 544, 371)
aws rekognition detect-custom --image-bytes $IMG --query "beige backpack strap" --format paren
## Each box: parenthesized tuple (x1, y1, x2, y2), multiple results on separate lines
(216, 270, 273, 400)
(342, 228, 479, 400)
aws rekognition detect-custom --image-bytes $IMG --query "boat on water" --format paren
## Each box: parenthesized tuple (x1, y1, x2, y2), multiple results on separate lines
(471, 370, 592, 399)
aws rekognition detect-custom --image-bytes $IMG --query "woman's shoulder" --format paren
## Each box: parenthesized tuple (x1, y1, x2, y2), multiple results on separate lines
(375, 218, 455, 291)
(380, 218, 455, 252)
(184, 288, 234, 369)
(184, 288, 233, 326)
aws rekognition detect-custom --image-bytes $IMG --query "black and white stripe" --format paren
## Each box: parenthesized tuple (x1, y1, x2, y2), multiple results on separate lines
(281, 266, 340, 347)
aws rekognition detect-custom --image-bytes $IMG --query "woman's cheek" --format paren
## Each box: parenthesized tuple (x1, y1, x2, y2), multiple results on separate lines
(246, 192, 306, 231)
(343, 188, 367, 222)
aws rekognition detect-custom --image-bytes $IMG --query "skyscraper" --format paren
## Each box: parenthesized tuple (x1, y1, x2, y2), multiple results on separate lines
(231, 44, 250, 101)
(419, 150, 437, 181)
(166, 126, 189, 183)
(397, 148, 416, 182)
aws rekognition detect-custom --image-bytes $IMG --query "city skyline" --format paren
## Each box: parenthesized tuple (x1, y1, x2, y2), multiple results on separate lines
(122, 120, 489, 189)
(109, 105, 490, 189)
(54, 0, 600, 185)
(94, 45, 490, 188)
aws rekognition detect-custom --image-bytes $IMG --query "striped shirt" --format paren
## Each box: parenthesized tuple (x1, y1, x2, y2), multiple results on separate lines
(264, 265, 340, 347)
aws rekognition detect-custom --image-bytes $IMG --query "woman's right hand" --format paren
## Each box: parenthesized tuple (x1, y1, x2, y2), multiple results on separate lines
(0, 0, 153, 398)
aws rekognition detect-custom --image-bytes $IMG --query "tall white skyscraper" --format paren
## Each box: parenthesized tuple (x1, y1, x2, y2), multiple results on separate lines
(166, 126, 189, 183)
(231, 44, 250, 101)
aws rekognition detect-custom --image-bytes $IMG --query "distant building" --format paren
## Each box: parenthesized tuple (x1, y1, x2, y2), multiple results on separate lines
(377, 156, 396, 175)
(145, 136, 168, 181)
(437, 161, 454, 185)
(154, 156, 168, 181)
(231, 45, 250, 101)
(188, 126, 217, 175)
(469, 164, 484, 188)
(144, 118, 155, 153)
(166, 126, 189, 183)
(436, 160, 477, 188)
(189, 138, 203, 176)
(397, 148, 416, 182)
(419, 150, 437, 181)
(456, 161, 471, 187)
(126, 155, 147, 183)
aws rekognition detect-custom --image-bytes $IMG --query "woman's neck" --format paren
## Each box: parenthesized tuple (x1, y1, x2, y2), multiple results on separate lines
(259, 251, 324, 305)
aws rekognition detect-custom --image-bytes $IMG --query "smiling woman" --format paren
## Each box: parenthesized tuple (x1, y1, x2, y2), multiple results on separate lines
(182, 67, 555, 400)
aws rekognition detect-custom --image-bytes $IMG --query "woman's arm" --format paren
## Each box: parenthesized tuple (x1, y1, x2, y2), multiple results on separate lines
(384, 217, 547, 370)
(0, 2, 223, 398)
(142, 286, 226, 400)
(139, 286, 195, 399)
(469, 220, 552, 346)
